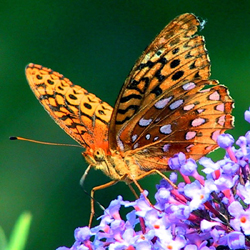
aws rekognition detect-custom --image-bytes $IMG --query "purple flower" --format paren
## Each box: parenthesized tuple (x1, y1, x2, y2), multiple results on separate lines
(219, 231, 246, 249)
(236, 136, 247, 155)
(199, 157, 219, 175)
(245, 131, 250, 145)
(227, 231, 246, 249)
(74, 227, 91, 242)
(168, 152, 186, 170)
(220, 160, 239, 175)
(180, 158, 197, 176)
(217, 134, 234, 149)
(56, 108, 250, 249)
(229, 201, 250, 235)
(237, 181, 250, 204)
(244, 107, 250, 123)
(214, 173, 238, 190)
(200, 220, 221, 232)
(184, 181, 208, 210)
(155, 187, 170, 210)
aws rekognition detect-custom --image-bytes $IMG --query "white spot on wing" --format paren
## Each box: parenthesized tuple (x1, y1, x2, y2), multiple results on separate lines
(132, 134, 138, 142)
(169, 99, 184, 110)
(186, 144, 194, 152)
(145, 134, 150, 140)
(153, 136, 159, 141)
(162, 144, 170, 152)
(139, 118, 152, 127)
(209, 91, 220, 101)
(191, 118, 206, 127)
(160, 124, 172, 135)
(215, 103, 224, 112)
(197, 108, 205, 114)
(217, 115, 226, 126)
(205, 145, 214, 151)
(212, 130, 220, 141)
(182, 82, 196, 90)
(183, 104, 195, 111)
(185, 131, 196, 140)
(154, 96, 173, 109)
(117, 137, 124, 151)
(155, 117, 161, 123)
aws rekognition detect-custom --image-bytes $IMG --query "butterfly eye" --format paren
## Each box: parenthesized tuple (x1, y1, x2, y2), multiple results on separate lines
(94, 149, 104, 162)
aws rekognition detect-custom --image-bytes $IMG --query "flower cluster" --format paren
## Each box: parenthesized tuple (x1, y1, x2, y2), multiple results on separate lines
(57, 109, 250, 250)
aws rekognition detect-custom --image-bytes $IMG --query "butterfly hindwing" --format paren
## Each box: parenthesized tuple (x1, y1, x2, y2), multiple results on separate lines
(129, 80, 234, 171)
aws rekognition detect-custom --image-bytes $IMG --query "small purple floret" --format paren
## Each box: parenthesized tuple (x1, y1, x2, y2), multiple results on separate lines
(244, 107, 250, 123)
(168, 152, 186, 170)
(180, 158, 197, 176)
(217, 133, 235, 149)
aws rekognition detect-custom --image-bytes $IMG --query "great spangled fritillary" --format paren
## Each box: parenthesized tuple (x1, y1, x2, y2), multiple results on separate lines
(26, 13, 233, 223)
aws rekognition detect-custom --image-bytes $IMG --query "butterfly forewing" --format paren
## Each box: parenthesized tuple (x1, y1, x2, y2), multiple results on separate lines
(109, 13, 212, 151)
(26, 63, 112, 151)
(109, 13, 233, 167)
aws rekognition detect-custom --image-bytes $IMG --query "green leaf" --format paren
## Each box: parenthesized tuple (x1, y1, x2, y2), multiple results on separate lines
(7, 211, 32, 250)
(0, 226, 7, 250)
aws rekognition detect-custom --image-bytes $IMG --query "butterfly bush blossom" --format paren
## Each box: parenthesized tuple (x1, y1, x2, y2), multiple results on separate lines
(57, 109, 250, 250)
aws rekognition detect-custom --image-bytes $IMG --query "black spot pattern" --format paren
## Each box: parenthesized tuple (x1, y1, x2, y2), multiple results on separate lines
(69, 94, 77, 100)
(172, 70, 184, 81)
(151, 85, 163, 97)
(170, 59, 180, 68)
(84, 103, 92, 109)
(172, 48, 179, 54)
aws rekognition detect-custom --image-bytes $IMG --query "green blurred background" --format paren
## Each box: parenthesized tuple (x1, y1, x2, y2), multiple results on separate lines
(1, 1, 249, 249)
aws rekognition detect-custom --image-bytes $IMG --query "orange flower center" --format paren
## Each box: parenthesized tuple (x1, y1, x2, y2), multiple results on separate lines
(241, 216, 247, 223)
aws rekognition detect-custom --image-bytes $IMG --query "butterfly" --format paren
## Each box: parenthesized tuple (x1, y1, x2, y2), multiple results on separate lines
(25, 13, 234, 225)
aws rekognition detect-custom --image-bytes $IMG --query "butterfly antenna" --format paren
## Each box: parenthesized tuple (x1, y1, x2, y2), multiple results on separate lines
(80, 164, 105, 211)
(10, 136, 82, 148)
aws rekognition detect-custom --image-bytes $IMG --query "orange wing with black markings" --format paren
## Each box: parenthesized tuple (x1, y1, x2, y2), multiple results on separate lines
(26, 63, 112, 152)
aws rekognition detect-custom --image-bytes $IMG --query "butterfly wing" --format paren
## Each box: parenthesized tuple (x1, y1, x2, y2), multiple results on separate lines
(109, 13, 210, 150)
(126, 80, 233, 171)
(26, 63, 112, 152)
(108, 13, 234, 168)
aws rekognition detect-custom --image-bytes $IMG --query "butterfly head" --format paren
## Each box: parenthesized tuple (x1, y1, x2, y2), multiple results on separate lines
(83, 148, 106, 166)
(82, 148, 117, 179)
(82, 148, 137, 182)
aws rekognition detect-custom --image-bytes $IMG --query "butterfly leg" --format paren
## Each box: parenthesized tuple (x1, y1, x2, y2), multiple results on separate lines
(135, 169, 177, 189)
(128, 170, 177, 213)
(130, 177, 163, 213)
(127, 184, 139, 199)
(89, 179, 119, 227)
